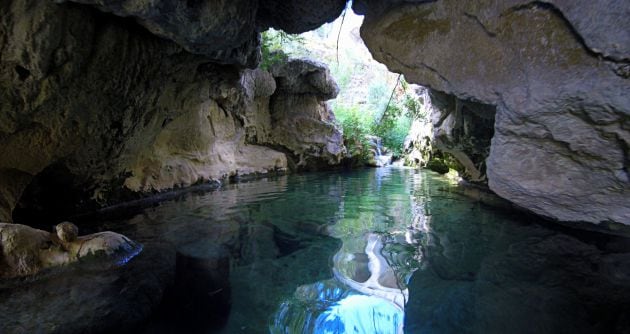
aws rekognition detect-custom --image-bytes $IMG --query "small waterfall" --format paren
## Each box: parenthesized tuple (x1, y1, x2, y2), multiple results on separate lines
(368, 136, 393, 167)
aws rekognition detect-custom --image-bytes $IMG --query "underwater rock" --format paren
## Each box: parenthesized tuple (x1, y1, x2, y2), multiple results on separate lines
(0, 222, 141, 278)
(0, 241, 174, 333)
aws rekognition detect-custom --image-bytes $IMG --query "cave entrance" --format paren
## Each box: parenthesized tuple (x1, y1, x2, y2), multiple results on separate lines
(263, 5, 497, 177)
(263, 5, 424, 168)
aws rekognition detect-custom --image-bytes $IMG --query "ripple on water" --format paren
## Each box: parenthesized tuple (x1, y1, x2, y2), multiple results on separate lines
(4, 168, 629, 334)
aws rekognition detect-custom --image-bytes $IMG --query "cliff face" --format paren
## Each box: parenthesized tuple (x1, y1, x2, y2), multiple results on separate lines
(359, 0, 630, 225)
(0, 1, 344, 223)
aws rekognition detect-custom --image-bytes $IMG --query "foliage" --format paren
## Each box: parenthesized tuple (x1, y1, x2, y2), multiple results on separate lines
(334, 105, 372, 163)
(332, 76, 426, 161)
(368, 78, 421, 156)
(371, 105, 412, 157)
(330, 62, 355, 92)
(261, 29, 305, 70)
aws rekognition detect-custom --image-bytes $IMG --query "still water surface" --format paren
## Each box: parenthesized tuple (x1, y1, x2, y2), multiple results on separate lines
(100, 168, 629, 333)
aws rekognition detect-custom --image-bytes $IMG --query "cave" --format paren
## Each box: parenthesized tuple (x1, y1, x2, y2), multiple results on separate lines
(11, 163, 91, 229)
(1, 0, 629, 333)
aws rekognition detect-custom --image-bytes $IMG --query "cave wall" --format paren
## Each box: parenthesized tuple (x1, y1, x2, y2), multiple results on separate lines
(359, 0, 630, 225)
(0, 0, 344, 223)
(2, 0, 629, 228)
(430, 89, 496, 183)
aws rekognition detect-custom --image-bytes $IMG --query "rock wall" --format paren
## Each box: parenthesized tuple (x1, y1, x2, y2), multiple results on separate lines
(55, 0, 347, 67)
(429, 89, 496, 183)
(2, 0, 629, 229)
(267, 59, 345, 169)
(0, 1, 344, 224)
(359, 0, 630, 225)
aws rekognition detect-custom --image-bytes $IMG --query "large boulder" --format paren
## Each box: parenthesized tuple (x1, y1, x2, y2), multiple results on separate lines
(0, 222, 141, 278)
(360, 0, 630, 226)
(264, 59, 346, 169)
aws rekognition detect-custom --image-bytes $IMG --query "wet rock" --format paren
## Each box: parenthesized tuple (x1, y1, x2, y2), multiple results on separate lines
(0, 242, 175, 334)
(365, 135, 393, 167)
(360, 0, 630, 225)
(55, 222, 78, 242)
(426, 160, 449, 175)
(0, 222, 141, 278)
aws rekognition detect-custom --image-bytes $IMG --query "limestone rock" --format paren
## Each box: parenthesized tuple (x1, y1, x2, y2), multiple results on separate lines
(0, 223, 141, 278)
(56, 221, 78, 242)
(402, 88, 435, 167)
(258, 0, 347, 33)
(55, 0, 347, 67)
(360, 0, 630, 225)
(0, 1, 298, 222)
(429, 89, 495, 183)
(267, 59, 346, 168)
(271, 59, 340, 100)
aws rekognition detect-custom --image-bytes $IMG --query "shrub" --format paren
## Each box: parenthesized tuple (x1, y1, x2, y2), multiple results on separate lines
(261, 29, 304, 70)
(335, 105, 372, 163)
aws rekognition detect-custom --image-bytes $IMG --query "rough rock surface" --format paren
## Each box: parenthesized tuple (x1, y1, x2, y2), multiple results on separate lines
(0, 1, 345, 223)
(57, 0, 346, 67)
(0, 222, 141, 278)
(429, 89, 496, 183)
(360, 0, 630, 225)
(265, 59, 346, 169)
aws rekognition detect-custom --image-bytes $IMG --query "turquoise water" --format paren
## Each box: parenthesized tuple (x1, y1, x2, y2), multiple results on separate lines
(99, 168, 629, 333)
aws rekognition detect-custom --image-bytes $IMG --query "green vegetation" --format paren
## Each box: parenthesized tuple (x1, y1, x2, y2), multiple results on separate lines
(260, 17, 428, 166)
(334, 77, 423, 163)
(261, 29, 305, 70)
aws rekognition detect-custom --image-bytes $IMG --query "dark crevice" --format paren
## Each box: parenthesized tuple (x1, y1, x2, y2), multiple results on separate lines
(14, 65, 30, 80)
(462, 12, 497, 37)
(12, 163, 97, 230)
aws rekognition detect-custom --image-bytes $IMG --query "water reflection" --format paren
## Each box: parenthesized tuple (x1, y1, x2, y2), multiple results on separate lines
(75, 168, 630, 334)
(271, 168, 424, 334)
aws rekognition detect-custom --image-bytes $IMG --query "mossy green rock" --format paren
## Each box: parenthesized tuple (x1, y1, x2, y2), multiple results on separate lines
(426, 160, 449, 175)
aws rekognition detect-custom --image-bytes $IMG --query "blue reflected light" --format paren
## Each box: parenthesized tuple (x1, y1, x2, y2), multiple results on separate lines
(115, 243, 143, 266)
(315, 295, 403, 334)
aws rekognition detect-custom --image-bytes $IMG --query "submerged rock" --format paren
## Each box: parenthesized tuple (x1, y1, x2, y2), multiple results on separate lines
(0, 222, 141, 278)
(0, 241, 174, 334)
